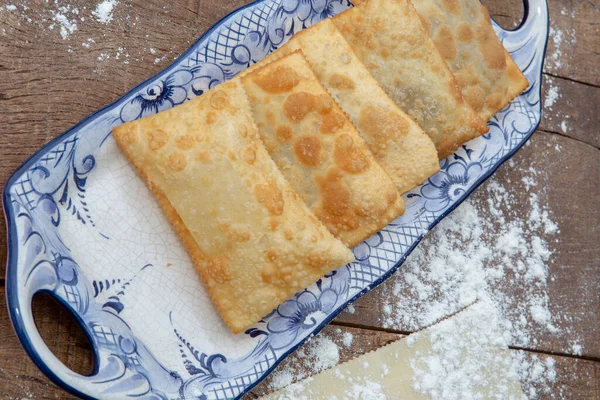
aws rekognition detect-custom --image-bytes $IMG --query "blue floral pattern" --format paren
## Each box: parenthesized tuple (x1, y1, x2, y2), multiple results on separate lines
(3, 0, 548, 399)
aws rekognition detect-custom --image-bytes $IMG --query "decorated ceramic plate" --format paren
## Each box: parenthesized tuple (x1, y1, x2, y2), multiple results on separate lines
(3, 0, 548, 399)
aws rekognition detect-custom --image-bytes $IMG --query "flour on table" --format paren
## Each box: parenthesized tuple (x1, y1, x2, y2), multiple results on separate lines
(408, 302, 521, 400)
(342, 331, 354, 348)
(0, 0, 120, 41)
(93, 0, 118, 24)
(380, 164, 572, 352)
(512, 351, 560, 399)
(548, 24, 576, 70)
(544, 79, 561, 111)
(54, 7, 78, 40)
(268, 335, 340, 391)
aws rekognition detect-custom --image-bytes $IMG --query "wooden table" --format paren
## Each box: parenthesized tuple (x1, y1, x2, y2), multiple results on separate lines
(0, 0, 598, 398)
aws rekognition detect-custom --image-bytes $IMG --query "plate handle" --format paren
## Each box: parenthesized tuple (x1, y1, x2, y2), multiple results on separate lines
(495, 0, 549, 57)
(8, 276, 104, 399)
(7, 254, 179, 399)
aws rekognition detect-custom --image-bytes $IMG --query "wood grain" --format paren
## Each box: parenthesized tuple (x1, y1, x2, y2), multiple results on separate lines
(0, 0, 598, 399)
(540, 75, 600, 148)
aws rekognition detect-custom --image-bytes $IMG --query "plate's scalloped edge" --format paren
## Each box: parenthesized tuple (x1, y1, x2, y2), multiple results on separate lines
(2, 0, 549, 398)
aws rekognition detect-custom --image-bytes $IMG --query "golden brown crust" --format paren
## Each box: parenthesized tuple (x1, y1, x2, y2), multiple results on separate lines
(239, 51, 405, 248)
(292, 19, 439, 193)
(113, 80, 354, 334)
(333, 0, 488, 159)
(412, 0, 529, 121)
(240, 19, 439, 193)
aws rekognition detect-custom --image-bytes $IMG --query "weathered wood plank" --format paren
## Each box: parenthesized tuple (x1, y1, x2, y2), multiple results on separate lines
(244, 324, 600, 399)
(335, 131, 600, 359)
(486, 0, 600, 87)
(541, 75, 600, 148)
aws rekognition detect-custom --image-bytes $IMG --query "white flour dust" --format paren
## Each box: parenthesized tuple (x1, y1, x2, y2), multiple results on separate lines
(544, 76, 572, 133)
(548, 18, 576, 70)
(407, 302, 522, 400)
(1, 0, 166, 69)
(93, 0, 118, 24)
(544, 79, 562, 111)
(268, 335, 340, 392)
(512, 351, 559, 399)
(380, 166, 569, 351)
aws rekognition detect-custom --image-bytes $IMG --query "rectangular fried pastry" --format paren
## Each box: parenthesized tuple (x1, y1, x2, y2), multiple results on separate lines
(112, 80, 355, 334)
(333, 0, 489, 159)
(240, 51, 406, 248)
(412, 0, 529, 121)
(283, 19, 439, 194)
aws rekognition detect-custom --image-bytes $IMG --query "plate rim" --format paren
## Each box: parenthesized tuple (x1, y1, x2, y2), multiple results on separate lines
(2, 0, 549, 398)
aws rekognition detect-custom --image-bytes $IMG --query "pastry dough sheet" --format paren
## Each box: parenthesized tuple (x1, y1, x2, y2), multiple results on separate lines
(412, 0, 529, 121)
(240, 51, 406, 248)
(262, 303, 524, 399)
(334, 0, 489, 159)
(113, 80, 354, 334)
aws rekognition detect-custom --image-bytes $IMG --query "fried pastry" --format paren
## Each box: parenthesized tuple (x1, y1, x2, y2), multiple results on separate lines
(240, 51, 405, 248)
(113, 80, 355, 334)
(412, 0, 529, 121)
(334, 0, 489, 159)
(244, 19, 439, 194)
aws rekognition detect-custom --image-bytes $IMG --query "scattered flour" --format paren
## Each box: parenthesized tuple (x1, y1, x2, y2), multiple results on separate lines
(545, 81, 561, 110)
(408, 302, 522, 400)
(93, 0, 118, 24)
(548, 24, 576, 70)
(269, 369, 295, 391)
(380, 166, 569, 353)
(512, 351, 559, 399)
(349, 380, 386, 399)
(0, 0, 121, 41)
(268, 335, 341, 392)
(54, 8, 78, 40)
(342, 331, 354, 348)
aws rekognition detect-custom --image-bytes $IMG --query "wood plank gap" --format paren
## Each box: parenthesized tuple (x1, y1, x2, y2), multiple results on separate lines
(538, 128, 600, 150)
(332, 321, 600, 363)
(331, 320, 413, 336)
(509, 345, 600, 363)
(543, 72, 600, 90)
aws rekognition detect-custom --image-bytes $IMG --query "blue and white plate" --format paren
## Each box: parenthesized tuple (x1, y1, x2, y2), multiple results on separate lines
(3, 0, 548, 399)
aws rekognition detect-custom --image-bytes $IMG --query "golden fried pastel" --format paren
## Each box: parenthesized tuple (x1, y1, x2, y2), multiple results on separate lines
(334, 0, 489, 159)
(244, 19, 439, 194)
(240, 51, 406, 248)
(113, 80, 354, 334)
(412, 0, 529, 121)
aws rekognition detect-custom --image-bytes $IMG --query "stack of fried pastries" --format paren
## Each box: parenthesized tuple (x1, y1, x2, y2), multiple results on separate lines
(113, 0, 529, 333)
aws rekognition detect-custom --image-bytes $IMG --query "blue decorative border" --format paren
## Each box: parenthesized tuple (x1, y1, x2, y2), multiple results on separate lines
(3, 0, 548, 399)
